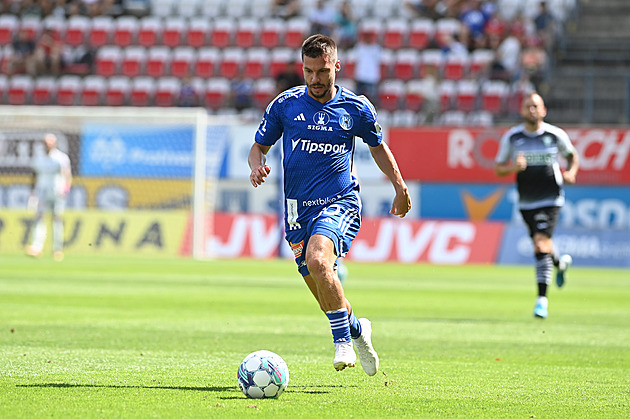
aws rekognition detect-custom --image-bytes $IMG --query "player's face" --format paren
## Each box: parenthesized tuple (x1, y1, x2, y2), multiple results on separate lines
(44, 134, 57, 152)
(303, 54, 339, 103)
(520, 94, 547, 124)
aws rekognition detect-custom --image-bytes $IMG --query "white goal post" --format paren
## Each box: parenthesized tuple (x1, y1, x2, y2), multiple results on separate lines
(0, 105, 228, 259)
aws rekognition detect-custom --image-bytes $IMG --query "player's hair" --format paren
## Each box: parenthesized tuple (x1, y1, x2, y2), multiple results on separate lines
(301, 34, 338, 63)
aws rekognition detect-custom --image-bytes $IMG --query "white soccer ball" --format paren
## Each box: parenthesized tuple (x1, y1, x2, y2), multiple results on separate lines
(237, 350, 289, 399)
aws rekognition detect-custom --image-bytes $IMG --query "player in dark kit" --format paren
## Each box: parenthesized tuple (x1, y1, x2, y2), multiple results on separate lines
(495, 92, 579, 318)
(248, 34, 411, 374)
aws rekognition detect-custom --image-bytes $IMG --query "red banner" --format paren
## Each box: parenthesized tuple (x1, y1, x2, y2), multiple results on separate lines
(388, 127, 630, 185)
(189, 213, 504, 265)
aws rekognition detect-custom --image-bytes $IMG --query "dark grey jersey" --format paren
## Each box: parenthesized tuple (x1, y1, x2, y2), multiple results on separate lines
(495, 122, 577, 210)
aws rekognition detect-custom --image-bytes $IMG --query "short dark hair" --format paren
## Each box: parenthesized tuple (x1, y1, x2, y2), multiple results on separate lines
(301, 34, 337, 63)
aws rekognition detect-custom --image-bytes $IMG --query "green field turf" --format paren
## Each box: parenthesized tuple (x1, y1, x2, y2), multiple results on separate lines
(1, 255, 628, 418)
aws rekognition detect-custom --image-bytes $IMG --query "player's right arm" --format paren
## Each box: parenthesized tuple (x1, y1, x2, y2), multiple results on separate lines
(248, 142, 272, 188)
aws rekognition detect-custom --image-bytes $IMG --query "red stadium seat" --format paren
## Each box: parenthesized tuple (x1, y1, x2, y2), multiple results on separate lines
(235, 18, 259, 49)
(8, 75, 33, 105)
(438, 110, 467, 126)
(438, 79, 456, 112)
(469, 49, 495, 77)
(218, 47, 244, 79)
(408, 18, 434, 50)
(56, 75, 82, 106)
(130, 76, 156, 106)
(194, 47, 220, 78)
(443, 52, 470, 80)
(113, 16, 139, 48)
(137, 16, 162, 47)
(162, 18, 186, 48)
(378, 79, 405, 112)
(260, 18, 284, 49)
(481, 80, 509, 115)
(284, 17, 309, 48)
(81, 75, 106, 106)
(204, 77, 230, 110)
(252, 77, 276, 109)
(171, 46, 195, 78)
(146, 46, 171, 78)
(393, 49, 418, 81)
(186, 17, 210, 48)
(435, 18, 461, 43)
(269, 47, 295, 78)
(0, 14, 18, 46)
(455, 79, 479, 112)
(105, 76, 131, 106)
(210, 18, 235, 48)
(33, 76, 57, 105)
(121, 46, 146, 77)
(383, 18, 408, 50)
(19, 16, 43, 40)
(244, 47, 268, 79)
(89, 16, 114, 48)
(404, 79, 426, 112)
(42, 16, 65, 40)
(419, 49, 444, 78)
(155, 76, 181, 107)
(65, 15, 91, 47)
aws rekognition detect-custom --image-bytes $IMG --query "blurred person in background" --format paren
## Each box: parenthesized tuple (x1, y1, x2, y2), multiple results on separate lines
(308, 0, 336, 37)
(8, 28, 37, 76)
(352, 30, 381, 105)
(334, 0, 357, 49)
(34, 27, 64, 75)
(495, 92, 579, 319)
(27, 133, 73, 262)
(249, 34, 411, 375)
(271, 0, 300, 19)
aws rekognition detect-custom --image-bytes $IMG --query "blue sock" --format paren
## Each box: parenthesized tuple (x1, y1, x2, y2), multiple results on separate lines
(326, 309, 351, 343)
(348, 309, 362, 339)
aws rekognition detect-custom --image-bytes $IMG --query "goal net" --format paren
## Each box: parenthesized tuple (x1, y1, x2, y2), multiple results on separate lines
(0, 105, 228, 260)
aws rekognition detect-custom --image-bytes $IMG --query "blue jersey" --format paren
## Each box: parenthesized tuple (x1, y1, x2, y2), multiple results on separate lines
(255, 85, 382, 230)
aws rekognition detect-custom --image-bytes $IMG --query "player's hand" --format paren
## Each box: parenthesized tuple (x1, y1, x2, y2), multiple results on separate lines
(390, 188, 412, 218)
(514, 153, 527, 172)
(250, 165, 271, 188)
(563, 171, 577, 184)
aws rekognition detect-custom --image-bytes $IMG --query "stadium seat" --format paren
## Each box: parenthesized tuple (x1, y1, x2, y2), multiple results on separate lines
(380, 48, 395, 80)
(89, 16, 114, 48)
(0, 74, 7, 102)
(204, 77, 231, 110)
(393, 49, 419, 81)
(357, 18, 383, 41)
(260, 18, 284, 49)
(391, 110, 418, 127)
(130, 76, 156, 106)
(218, 47, 244, 79)
(8, 75, 33, 105)
(481, 79, 510, 115)
(378, 79, 405, 112)
(121, 46, 146, 77)
(162, 17, 187, 48)
(105, 76, 131, 106)
(408, 18, 435, 50)
(383, 18, 409, 50)
(0, 14, 18, 46)
(198, 0, 225, 16)
(32, 76, 57, 105)
(284, 17, 309, 48)
(339, 47, 356, 79)
(194, 47, 220, 78)
(250, 0, 273, 18)
(151, 0, 176, 17)
(467, 110, 494, 126)
(235, 18, 259, 49)
(19, 16, 42, 40)
(435, 18, 461, 42)
(419, 49, 444, 78)
(269, 47, 295, 78)
(244, 47, 268, 79)
(42, 16, 65, 39)
(252, 77, 277, 109)
(137, 16, 162, 48)
(337, 77, 356, 92)
(146, 46, 171, 78)
(404, 79, 426, 112)
(455, 79, 479, 112)
(155, 76, 181, 107)
(175, 0, 199, 17)
(113, 15, 139, 48)
(210, 18, 235, 49)
(443, 52, 470, 81)
(438, 110, 467, 126)
(469, 49, 495, 77)
(186, 17, 211, 48)
(171, 46, 196, 78)
(65, 15, 91, 47)
(438, 79, 456, 112)
(225, 0, 251, 18)
(81, 75, 106, 106)
(56, 75, 82, 106)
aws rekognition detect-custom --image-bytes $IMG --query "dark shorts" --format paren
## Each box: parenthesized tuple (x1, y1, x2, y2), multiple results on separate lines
(520, 206, 560, 238)
(285, 193, 361, 277)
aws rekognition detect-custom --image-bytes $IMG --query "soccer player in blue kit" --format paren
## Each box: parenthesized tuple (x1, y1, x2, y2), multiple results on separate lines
(495, 92, 579, 319)
(248, 34, 412, 374)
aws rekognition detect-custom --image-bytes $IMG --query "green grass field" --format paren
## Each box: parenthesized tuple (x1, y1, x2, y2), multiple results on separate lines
(1, 255, 628, 418)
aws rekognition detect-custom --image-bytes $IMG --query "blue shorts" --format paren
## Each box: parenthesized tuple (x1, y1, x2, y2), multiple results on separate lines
(285, 193, 362, 277)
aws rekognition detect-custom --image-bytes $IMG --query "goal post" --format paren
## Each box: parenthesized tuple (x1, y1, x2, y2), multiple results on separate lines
(0, 105, 226, 259)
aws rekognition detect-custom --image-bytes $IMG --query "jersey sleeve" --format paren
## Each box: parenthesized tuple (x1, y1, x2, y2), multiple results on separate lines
(254, 96, 284, 147)
(355, 96, 383, 147)
(555, 127, 576, 158)
(495, 129, 514, 164)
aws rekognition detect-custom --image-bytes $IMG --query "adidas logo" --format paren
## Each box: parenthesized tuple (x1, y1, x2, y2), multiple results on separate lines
(293, 113, 306, 121)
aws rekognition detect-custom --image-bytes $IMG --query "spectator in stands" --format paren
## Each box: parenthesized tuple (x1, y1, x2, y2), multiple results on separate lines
(436, 31, 468, 56)
(335, 0, 357, 49)
(19, 0, 43, 17)
(229, 76, 254, 111)
(520, 35, 548, 94)
(352, 30, 381, 105)
(308, 0, 336, 37)
(275, 62, 303, 94)
(534, 0, 555, 49)
(403, 0, 446, 20)
(8, 28, 38, 76)
(178, 76, 199, 107)
(271, 0, 300, 20)
(495, 22, 523, 81)
(459, 0, 491, 49)
(417, 64, 441, 123)
(34, 28, 64, 75)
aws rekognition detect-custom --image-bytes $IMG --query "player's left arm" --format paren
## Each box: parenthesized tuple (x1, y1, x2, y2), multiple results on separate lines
(62, 156, 72, 196)
(558, 130, 579, 184)
(369, 142, 412, 218)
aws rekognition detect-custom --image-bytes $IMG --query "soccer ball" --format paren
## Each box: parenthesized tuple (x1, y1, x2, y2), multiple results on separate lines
(237, 350, 289, 399)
